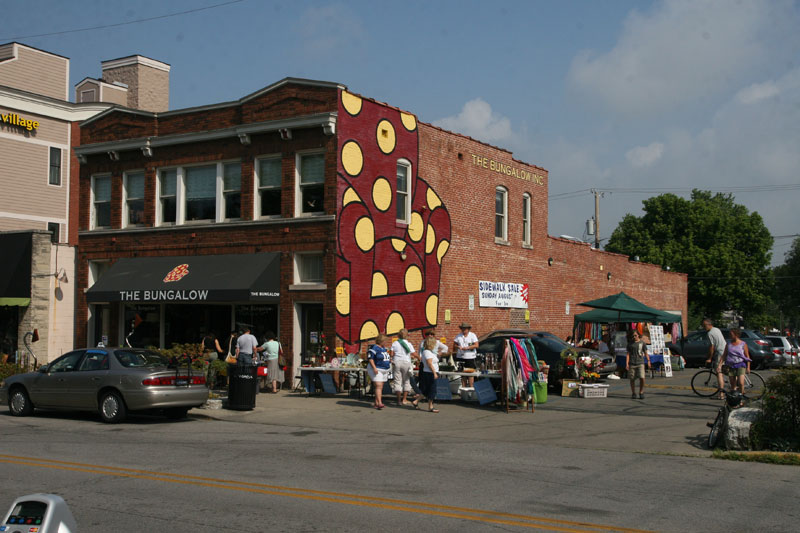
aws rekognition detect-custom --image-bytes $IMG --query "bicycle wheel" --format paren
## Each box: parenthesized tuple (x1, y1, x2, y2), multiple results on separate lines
(692, 370, 720, 397)
(743, 372, 766, 401)
(708, 408, 725, 449)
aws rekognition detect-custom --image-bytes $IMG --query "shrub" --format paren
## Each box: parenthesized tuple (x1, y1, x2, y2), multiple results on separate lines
(0, 362, 28, 381)
(146, 343, 206, 371)
(751, 369, 800, 452)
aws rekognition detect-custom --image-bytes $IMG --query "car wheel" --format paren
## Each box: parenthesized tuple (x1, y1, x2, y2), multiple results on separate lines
(165, 407, 189, 420)
(99, 391, 127, 423)
(9, 387, 34, 417)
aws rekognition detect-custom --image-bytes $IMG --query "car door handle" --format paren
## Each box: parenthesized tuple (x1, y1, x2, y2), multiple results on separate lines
(91, 377, 101, 382)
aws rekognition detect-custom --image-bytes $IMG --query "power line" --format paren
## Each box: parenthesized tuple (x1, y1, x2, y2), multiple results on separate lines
(0, 0, 245, 40)
(549, 184, 800, 201)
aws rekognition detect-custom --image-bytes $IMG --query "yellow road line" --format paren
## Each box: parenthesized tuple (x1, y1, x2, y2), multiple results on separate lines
(0, 454, 650, 533)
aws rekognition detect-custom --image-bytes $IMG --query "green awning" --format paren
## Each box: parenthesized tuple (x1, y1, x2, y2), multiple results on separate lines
(0, 297, 30, 307)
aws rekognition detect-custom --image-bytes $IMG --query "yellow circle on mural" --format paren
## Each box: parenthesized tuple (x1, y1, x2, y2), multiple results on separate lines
(408, 212, 423, 242)
(342, 91, 362, 116)
(385, 312, 405, 335)
(401, 112, 417, 131)
(376, 119, 396, 154)
(343, 187, 361, 206)
(372, 177, 392, 212)
(336, 279, 350, 315)
(371, 272, 388, 297)
(425, 294, 438, 325)
(437, 240, 450, 264)
(426, 188, 442, 210)
(342, 141, 363, 177)
(425, 225, 436, 254)
(404, 265, 423, 292)
(360, 320, 379, 341)
(391, 238, 407, 252)
(355, 217, 374, 252)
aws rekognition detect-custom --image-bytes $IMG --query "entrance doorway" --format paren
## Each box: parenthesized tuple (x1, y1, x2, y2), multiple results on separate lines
(299, 303, 324, 365)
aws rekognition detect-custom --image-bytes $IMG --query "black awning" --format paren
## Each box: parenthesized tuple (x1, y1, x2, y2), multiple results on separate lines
(0, 233, 32, 305)
(86, 253, 280, 304)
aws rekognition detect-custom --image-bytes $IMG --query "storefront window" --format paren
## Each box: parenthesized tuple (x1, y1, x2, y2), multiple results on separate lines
(235, 305, 278, 344)
(164, 304, 232, 348)
(123, 304, 160, 348)
(0, 306, 19, 361)
(258, 157, 282, 217)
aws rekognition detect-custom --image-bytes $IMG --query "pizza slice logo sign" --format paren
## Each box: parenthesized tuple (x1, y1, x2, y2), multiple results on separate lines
(163, 264, 190, 283)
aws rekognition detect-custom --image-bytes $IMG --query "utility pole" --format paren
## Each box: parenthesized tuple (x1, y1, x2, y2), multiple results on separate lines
(591, 189, 601, 249)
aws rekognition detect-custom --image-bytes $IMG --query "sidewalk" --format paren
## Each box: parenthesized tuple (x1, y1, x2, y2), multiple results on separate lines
(191, 368, 745, 457)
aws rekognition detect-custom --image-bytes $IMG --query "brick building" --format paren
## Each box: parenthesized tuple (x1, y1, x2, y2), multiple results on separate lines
(74, 78, 687, 382)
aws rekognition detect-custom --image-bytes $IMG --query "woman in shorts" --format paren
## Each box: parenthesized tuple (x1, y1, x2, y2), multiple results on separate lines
(412, 336, 440, 413)
(721, 328, 751, 396)
(367, 334, 391, 409)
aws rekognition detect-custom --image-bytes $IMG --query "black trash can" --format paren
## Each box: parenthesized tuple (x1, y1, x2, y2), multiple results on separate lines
(227, 364, 258, 410)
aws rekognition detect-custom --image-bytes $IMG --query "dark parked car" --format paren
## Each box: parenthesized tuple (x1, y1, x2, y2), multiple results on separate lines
(0, 347, 208, 423)
(667, 329, 772, 369)
(476, 329, 615, 389)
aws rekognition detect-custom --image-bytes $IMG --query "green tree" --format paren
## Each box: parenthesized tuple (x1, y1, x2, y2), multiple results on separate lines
(774, 237, 800, 332)
(605, 190, 774, 324)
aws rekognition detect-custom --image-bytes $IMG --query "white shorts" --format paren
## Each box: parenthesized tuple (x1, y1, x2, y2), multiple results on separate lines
(368, 366, 389, 383)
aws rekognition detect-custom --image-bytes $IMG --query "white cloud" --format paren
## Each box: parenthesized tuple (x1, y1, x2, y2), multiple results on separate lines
(296, 4, 366, 57)
(625, 142, 665, 167)
(433, 98, 513, 144)
(567, 0, 793, 116)
(736, 81, 780, 104)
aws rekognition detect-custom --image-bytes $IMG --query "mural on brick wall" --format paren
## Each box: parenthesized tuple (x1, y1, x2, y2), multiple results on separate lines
(336, 90, 451, 351)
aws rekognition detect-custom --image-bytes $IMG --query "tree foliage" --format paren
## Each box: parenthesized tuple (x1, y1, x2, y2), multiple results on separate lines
(774, 237, 800, 331)
(605, 190, 773, 323)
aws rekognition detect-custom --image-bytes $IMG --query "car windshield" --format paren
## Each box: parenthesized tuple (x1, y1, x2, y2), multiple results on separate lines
(115, 349, 169, 368)
(533, 336, 570, 352)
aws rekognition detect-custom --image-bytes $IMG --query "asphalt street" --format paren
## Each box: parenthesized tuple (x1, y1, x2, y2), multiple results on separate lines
(1, 368, 798, 532)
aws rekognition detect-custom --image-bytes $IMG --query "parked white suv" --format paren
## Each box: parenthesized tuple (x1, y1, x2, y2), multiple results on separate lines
(765, 336, 797, 367)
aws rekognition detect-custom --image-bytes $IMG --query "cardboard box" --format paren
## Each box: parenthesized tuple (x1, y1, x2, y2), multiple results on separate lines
(561, 379, 580, 397)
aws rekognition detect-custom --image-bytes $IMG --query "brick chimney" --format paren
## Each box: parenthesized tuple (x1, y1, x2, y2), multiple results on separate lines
(100, 55, 170, 112)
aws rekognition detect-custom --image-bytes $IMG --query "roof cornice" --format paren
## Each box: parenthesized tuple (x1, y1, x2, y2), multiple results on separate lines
(0, 85, 111, 121)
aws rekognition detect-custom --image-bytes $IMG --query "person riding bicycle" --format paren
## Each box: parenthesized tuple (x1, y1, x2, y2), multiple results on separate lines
(722, 328, 751, 397)
(703, 318, 726, 399)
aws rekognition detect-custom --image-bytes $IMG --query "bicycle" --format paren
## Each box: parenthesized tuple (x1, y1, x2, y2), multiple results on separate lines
(707, 389, 744, 448)
(690, 365, 765, 400)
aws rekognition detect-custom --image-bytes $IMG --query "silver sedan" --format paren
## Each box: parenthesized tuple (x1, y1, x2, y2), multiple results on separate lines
(0, 347, 209, 423)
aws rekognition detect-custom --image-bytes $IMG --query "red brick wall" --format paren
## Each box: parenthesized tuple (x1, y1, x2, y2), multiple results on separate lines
(417, 122, 688, 341)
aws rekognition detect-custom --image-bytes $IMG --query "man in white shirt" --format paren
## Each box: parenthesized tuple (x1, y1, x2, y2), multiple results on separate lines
(453, 322, 478, 386)
(703, 318, 727, 397)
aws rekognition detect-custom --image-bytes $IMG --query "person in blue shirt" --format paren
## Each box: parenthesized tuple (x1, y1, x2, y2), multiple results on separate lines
(367, 333, 391, 409)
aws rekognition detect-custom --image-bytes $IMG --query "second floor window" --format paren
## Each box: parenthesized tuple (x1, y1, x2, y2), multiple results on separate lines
(222, 163, 241, 220)
(298, 153, 325, 214)
(92, 175, 111, 229)
(49, 147, 61, 186)
(124, 171, 145, 226)
(396, 160, 411, 222)
(258, 157, 282, 217)
(495, 187, 507, 241)
(159, 169, 177, 224)
(297, 253, 324, 283)
(185, 165, 217, 222)
(522, 193, 531, 245)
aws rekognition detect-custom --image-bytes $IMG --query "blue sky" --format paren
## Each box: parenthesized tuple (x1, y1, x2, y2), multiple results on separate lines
(5, 0, 799, 265)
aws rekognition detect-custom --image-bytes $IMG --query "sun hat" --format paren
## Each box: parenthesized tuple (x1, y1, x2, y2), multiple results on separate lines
(460, 322, 471, 329)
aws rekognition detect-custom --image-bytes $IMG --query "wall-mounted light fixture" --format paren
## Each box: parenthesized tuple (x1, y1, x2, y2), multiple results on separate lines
(547, 257, 554, 266)
(607, 272, 612, 280)
(664, 265, 671, 271)
(632, 255, 640, 262)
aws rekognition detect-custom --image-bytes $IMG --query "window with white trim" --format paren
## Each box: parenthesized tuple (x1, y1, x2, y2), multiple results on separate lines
(80, 89, 96, 103)
(297, 153, 325, 214)
(495, 187, 508, 241)
(48, 147, 61, 186)
(92, 175, 111, 229)
(185, 165, 216, 222)
(396, 159, 411, 223)
(222, 162, 241, 220)
(522, 193, 531, 245)
(296, 253, 324, 283)
(257, 156, 282, 217)
(158, 169, 177, 225)
(123, 171, 145, 227)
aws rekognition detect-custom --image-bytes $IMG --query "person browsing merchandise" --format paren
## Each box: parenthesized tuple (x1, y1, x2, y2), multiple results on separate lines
(453, 322, 478, 387)
(367, 334, 391, 410)
(390, 328, 416, 406)
(236, 326, 258, 366)
(703, 318, 727, 398)
(412, 335, 440, 413)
